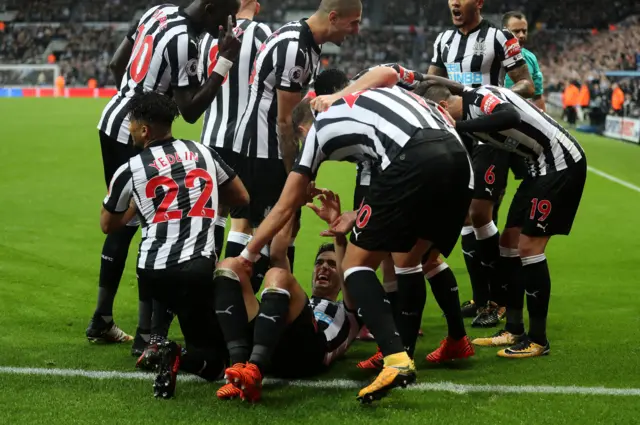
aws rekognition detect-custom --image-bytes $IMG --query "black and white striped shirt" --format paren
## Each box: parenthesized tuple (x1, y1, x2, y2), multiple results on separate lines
(98, 5, 201, 144)
(431, 20, 525, 88)
(198, 19, 272, 151)
(351, 63, 424, 187)
(234, 19, 321, 159)
(103, 139, 235, 270)
(462, 86, 585, 176)
(310, 296, 361, 365)
(294, 86, 460, 178)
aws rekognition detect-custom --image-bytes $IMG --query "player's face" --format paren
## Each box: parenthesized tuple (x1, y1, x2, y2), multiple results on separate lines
(312, 251, 339, 293)
(129, 119, 149, 148)
(203, 0, 240, 35)
(328, 9, 362, 46)
(449, 0, 482, 28)
(506, 17, 528, 45)
(437, 98, 463, 121)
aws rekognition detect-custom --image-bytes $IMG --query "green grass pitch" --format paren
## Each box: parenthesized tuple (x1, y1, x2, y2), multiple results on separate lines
(1, 98, 639, 424)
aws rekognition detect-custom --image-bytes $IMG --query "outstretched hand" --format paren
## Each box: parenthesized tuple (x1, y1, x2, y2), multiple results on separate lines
(306, 189, 341, 225)
(218, 15, 241, 61)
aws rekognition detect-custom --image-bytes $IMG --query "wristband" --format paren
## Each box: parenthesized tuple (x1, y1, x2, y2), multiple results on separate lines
(240, 248, 261, 263)
(213, 57, 234, 78)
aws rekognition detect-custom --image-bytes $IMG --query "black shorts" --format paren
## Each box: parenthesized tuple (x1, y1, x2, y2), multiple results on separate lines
(231, 158, 287, 228)
(99, 130, 138, 187)
(212, 147, 241, 172)
(137, 257, 228, 378)
(228, 154, 250, 221)
(509, 153, 529, 181)
(505, 160, 587, 237)
(353, 162, 380, 211)
(472, 143, 511, 202)
(350, 130, 473, 257)
(270, 300, 327, 378)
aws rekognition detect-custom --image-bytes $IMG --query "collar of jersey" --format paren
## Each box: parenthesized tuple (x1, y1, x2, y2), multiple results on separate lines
(146, 137, 176, 148)
(300, 18, 322, 54)
(456, 18, 489, 36)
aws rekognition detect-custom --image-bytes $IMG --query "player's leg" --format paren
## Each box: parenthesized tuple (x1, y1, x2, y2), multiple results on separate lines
(473, 179, 529, 347)
(469, 145, 510, 328)
(498, 160, 587, 358)
(225, 267, 310, 402)
(212, 148, 240, 260)
(87, 131, 138, 343)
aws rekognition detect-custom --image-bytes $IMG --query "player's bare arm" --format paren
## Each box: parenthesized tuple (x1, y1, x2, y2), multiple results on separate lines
(244, 172, 312, 259)
(506, 63, 534, 99)
(311, 66, 399, 112)
(109, 30, 135, 86)
(100, 201, 137, 234)
(218, 175, 250, 207)
(427, 65, 449, 78)
(277, 90, 304, 173)
(173, 16, 241, 124)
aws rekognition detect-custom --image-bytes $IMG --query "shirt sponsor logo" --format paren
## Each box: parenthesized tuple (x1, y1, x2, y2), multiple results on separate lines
(445, 63, 483, 85)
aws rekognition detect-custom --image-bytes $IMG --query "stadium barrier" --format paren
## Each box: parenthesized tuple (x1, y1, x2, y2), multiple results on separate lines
(603, 115, 640, 144)
(0, 87, 117, 98)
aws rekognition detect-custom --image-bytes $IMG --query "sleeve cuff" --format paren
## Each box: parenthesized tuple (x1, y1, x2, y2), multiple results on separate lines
(102, 202, 128, 214)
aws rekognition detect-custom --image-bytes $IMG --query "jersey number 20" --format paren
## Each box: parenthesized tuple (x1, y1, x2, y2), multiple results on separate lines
(145, 169, 216, 223)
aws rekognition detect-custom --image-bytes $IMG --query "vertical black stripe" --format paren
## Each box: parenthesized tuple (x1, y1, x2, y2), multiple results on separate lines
(491, 32, 504, 86)
(470, 25, 490, 75)
(164, 142, 191, 266)
(140, 147, 164, 269)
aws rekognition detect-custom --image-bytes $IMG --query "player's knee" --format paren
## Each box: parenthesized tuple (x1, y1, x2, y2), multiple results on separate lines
(263, 267, 296, 291)
(469, 199, 494, 227)
(518, 235, 548, 258)
(422, 255, 444, 275)
(230, 218, 252, 234)
(500, 227, 521, 249)
(215, 259, 245, 282)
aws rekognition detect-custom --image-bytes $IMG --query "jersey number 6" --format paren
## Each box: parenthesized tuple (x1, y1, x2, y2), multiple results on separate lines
(130, 24, 153, 83)
(145, 169, 216, 223)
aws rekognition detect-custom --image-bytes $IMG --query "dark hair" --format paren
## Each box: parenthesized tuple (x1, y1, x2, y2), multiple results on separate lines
(502, 11, 526, 28)
(414, 82, 452, 104)
(292, 98, 314, 139)
(127, 92, 180, 127)
(315, 242, 335, 260)
(314, 68, 350, 96)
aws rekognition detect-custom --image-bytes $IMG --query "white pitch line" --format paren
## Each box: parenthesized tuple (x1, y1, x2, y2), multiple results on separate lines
(2, 366, 640, 397)
(588, 166, 640, 193)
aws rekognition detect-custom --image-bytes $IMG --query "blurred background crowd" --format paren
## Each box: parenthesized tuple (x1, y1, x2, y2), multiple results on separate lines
(1, 0, 639, 119)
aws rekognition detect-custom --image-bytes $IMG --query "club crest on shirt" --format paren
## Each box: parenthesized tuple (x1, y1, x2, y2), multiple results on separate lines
(185, 58, 198, 77)
(289, 66, 305, 84)
(473, 38, 485, 55)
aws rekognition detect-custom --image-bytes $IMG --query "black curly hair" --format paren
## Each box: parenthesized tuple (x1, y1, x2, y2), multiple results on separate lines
(314, 68, 350, 96)
(126, 91, 180, 128)
(315, 242, 335, 260)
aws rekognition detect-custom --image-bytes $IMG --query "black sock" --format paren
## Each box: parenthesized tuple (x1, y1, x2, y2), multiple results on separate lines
(474, 223, 500, 304)
(427, 263, 466, 340)
(522, 254, 551, 345)
(461, 228, 490, 306)
(249, 288, 291, 373)
(287, 245, 296, 273)
(345, 268, 405, 357)
(224, 231, 250, 259)
(95, 225, 138, 320)
(214, 217, 227, 261)
(213, 269, 250, 365)
(500, 248, 525, 335)
(150, 299, 174, 341)
(394, 268, 426, 357)
(383, 281, 398, 310)
(137, 277, 153, 332)
(180, 348, 225, 381)
(251, 253, 270, 294)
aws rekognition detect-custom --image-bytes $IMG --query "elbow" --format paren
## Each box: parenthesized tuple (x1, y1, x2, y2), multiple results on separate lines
(237, 191, 250, 207)
(507, 109, 522, 126)
(100, 221, 111, 235)
(182, 113, 199, 124)
(383, 67, 400, 87)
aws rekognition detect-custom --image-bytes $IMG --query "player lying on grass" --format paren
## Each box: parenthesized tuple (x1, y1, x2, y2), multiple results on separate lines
(421, 76, 587, 358)
(233, 69, 474, 403)
(211, 192, 362, 402)
(99, 92, 250, 398)
(303, 67, 474, 370)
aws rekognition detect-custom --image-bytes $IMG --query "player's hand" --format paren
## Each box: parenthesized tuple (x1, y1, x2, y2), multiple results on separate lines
(310, 94, 340, 112)
(218, 15, 241, 61)
(327, 210, 357, 237)
(232, 255, 254, 277)
(306, 190, 341, 225)
(306, 181, 323, 202)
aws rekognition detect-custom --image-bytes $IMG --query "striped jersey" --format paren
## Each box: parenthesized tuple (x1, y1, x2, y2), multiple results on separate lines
(98, 5, 201, 144)
(234, 19, 322, 159)
(351, 63, 424, 187)
(294, 86, 460, 178)
(462, 85, 585, 176)
(431, 19, 525, 88)
(103, 139, 235, 270)
(198, 19, 272, 151)
(310, 296, 361, 365)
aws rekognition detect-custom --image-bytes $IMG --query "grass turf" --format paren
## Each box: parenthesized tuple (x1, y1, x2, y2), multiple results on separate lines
(1, 98, 639, 424)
